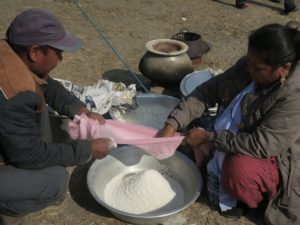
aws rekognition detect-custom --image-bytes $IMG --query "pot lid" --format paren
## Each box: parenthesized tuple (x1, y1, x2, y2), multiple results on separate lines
(188, 39, 210, 59)
(180, 70, 213, 96)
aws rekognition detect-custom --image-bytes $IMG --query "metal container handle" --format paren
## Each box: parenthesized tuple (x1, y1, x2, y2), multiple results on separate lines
(171, 28, 189, 41)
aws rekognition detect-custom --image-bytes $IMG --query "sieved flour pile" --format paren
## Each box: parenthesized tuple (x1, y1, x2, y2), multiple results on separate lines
(103, 169, 184, 214)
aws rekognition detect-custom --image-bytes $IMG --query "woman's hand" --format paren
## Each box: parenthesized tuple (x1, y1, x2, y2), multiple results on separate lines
(78, 107, 105, 124)
(184, 128, 210, 146)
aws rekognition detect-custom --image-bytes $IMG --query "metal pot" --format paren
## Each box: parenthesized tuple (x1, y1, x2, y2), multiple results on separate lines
(172, 29, 210, 59)
(139, 39, 193, 84)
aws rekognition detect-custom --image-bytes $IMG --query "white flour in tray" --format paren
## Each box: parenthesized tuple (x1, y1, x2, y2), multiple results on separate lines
(111, 104, 172, 129)
(103, 169, 185, 214)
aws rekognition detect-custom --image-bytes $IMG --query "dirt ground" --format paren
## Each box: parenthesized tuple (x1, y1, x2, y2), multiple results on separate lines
(0, 0, 299, 225)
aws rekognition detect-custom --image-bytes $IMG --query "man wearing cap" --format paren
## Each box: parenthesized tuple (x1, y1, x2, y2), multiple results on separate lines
(0, 8, 115, 225)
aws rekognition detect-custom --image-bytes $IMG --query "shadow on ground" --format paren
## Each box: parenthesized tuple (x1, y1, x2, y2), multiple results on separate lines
(196, 191, 266, 225)
(68, 162, 113, 218)
(102, 68, 186, 98)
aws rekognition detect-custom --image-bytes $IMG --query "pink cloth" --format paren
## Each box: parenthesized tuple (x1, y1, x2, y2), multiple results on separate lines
(68, 114, 184, 160)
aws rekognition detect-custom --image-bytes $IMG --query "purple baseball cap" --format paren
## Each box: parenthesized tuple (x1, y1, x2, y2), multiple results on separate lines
(7, 8, 82, 52)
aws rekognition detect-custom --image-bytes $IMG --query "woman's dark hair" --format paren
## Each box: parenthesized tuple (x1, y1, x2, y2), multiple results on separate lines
(248, 23, 300, 68)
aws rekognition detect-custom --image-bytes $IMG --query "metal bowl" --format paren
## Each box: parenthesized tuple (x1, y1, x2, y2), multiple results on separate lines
(109, 93, 180, 129)
(87, 145, 202, 224)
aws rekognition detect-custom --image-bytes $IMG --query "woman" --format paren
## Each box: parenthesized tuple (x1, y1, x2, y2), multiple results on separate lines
(159, 22, 300, 225)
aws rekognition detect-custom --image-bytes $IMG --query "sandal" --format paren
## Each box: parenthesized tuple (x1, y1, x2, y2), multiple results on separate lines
(235, 1, 249, 9)
(220, 207, 244, 218)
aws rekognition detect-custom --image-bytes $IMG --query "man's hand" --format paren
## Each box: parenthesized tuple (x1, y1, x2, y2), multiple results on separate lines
(78, 107, 105, 124)
(156, 124, 176, 137)
(91, 138, 116, 159)
(184, 128, 210, 146)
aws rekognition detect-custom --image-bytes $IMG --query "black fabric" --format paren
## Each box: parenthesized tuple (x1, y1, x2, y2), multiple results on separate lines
(0, 91, 92, 169)
(0, 89, 7, 162)
(0, 89, 7, 106)
(43, 77, 86, 118)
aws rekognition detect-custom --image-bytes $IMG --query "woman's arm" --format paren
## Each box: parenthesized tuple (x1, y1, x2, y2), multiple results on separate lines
(212, 90, 300, 158)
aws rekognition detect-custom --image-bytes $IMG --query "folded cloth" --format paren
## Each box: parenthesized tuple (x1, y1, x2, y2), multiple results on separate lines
(69, 114, 184, 160)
